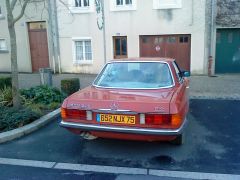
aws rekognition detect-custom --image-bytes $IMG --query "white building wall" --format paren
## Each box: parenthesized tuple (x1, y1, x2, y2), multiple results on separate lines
(0, 1, 49, 73)
(58, 0, 207, 74)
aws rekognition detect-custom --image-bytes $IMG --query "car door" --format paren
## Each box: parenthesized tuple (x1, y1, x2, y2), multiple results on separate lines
(172, 61, 189, 114)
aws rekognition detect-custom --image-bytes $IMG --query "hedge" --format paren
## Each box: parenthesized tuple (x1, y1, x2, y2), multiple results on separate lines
(0, 76, 12, 89)
(61, 78, 80, 95)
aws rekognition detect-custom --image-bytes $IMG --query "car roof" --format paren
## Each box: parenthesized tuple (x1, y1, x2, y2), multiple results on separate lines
(109, 57, 175, 63)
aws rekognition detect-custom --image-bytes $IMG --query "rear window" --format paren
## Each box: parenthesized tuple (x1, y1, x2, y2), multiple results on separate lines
(93, 62, 174, 89)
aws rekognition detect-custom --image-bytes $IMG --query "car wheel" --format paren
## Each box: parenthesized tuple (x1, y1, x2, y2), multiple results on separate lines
(171, 134, 184, 145)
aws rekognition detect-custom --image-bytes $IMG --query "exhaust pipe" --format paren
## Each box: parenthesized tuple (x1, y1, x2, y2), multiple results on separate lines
(80, 131, 98, 140)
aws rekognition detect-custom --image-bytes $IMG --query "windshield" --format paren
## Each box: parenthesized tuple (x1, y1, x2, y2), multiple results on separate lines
(93, 62, 174, 89)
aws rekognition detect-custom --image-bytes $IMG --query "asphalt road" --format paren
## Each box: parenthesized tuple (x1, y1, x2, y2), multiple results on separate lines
(0, 99, 240, 179)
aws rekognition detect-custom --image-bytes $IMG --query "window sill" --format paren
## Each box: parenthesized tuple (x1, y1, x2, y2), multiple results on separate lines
(111, 5, 136, 12)
(153, 4, 182, 9)
(73, 61, 93, 65)
(0, 50, 9, 54)
(69, 7, 94, 14)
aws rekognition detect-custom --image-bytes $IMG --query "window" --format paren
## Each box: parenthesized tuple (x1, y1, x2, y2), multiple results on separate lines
(153, 0, 182, 9)
(228, 33, 233, 43)
(113, 36, 127, 59)
(93, 62, 173, 89)
(172, 61, 182, 82)
(0, 5, 4, 19)
(0, 39, 7, 51)
(167, 37, 176, 43)
(116, 0, 132, 6)
(110, 0, 136, 11)
(216, 32, 221, 44)
(68, 0, 94, 13)
(74, 0, 89, 7)
(72, 38, 92, 64)
(154, 37, 164, 45)
(179, 36, 189, 43)
(142, 37, 149, 43)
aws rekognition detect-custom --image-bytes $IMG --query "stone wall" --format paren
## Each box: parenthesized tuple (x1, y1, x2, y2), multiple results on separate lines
(216, 0, 240, 27)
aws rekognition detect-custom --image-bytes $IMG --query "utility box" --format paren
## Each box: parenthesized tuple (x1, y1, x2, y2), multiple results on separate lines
(39, 68, 53, 86)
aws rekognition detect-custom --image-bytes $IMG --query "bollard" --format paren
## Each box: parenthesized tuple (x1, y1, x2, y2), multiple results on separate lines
(208, 56, 213, 77)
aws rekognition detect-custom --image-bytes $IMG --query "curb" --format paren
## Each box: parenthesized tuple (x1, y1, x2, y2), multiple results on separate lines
(0, 108, 60, 144)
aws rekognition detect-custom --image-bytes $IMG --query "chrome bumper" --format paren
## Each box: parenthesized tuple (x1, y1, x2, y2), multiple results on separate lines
(60, 118, 187, 136)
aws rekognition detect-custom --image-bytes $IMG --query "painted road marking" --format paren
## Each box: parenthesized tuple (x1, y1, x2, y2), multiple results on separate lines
(149, 169, 240, 180)
(55, 163, 147, 174)
(0, 158, 55, 168)
(0, 157, 240, 180)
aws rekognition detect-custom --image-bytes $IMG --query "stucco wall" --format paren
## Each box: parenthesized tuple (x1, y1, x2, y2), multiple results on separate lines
(58, 0, 207, 74)
(0, 1, 49, 73)
(216, 0, 240, 27)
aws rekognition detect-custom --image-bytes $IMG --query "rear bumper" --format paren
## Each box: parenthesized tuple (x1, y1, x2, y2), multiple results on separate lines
(60, 118, 187, 136)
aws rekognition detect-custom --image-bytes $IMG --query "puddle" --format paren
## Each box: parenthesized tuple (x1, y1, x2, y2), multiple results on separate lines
(150, 155, 175, 165)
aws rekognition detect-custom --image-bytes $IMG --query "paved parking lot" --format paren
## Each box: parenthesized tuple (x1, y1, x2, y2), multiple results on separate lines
(0, 99, 240, 179)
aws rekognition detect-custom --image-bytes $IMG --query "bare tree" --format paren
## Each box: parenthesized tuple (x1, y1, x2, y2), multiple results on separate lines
(5, 0, 32, 108)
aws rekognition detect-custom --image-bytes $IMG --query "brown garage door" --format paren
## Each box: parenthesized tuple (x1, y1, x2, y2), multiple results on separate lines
(28, 22, 50, 72)
(140, 35, 191, 71)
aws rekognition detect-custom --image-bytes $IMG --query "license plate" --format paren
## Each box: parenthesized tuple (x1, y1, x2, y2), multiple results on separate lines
(96, 114, 136, 125)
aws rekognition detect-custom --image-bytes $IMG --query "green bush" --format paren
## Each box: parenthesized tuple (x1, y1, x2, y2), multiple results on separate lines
(0, 86, 12, 107)
(20, 85, 65, 105)
(0, 77, 12, 89)
(0, 106, 40, 132)
(61, 78, 80, 95)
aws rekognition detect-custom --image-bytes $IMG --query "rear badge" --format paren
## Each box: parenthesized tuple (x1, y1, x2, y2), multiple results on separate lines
(154, 106, 165, 112)
(110, 102, 119, 111)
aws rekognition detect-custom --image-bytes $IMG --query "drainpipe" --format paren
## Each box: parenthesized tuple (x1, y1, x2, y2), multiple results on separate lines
(210, 0, 216, 56)
(102, 0, 107, 64)
(53, 0, 61, 73)
(208, 0, 216, 76)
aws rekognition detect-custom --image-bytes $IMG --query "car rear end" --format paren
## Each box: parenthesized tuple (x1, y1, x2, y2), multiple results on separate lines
(60, 60, 188, 144)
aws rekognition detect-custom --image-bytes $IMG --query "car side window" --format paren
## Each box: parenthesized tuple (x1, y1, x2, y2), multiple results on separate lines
(172, 61, 183, 82)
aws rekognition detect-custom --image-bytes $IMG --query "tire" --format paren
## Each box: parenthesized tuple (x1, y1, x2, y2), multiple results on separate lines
(171, 134, 184, 145)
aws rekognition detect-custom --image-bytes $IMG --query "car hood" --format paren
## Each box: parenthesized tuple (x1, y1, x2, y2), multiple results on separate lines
(62, 86, 175, 113)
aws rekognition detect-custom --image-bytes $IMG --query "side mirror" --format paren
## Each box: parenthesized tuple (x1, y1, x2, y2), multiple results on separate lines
(181, 71, 190, 77)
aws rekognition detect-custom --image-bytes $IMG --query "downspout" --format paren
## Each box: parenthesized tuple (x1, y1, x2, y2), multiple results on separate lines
(209, 0, 216, 75)
(210, 0, 216, 56)
(53, 0, 61, 73)
(102, 0, 107, 64)
(47, 0, 56, 73)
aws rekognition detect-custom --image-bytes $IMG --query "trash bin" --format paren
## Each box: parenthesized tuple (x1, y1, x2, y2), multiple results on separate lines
(39, 68, 53, 86)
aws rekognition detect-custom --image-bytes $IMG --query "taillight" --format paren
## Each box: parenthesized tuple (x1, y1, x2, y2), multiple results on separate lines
(145, 114, 182, 127)
(61, 108, 92, 120)
(145, 114, 171, 125)
(171, 114, 182, 127)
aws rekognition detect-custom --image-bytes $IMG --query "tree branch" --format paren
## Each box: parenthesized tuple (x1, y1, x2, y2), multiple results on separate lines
(10, 0, 18, 10)
(58, 0, 74, 16)
(13, 0, 31, 24)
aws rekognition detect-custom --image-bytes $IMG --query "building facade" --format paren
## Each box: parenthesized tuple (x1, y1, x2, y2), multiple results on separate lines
(1, 0, 212, 75)
(214, 0, 240, 73)
(57, 0, 208, 74)
(0, 0, 59, 73)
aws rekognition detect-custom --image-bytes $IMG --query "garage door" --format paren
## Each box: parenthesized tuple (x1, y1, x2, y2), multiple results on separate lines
(140, 35, 191, 71)
(215, 29, 240, 73)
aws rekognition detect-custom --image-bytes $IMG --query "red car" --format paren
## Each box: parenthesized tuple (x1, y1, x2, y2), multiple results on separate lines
(60, 58, 190, 145)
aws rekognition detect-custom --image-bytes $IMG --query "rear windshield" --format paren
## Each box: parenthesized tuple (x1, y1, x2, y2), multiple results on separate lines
(93, 62, 174, 89)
